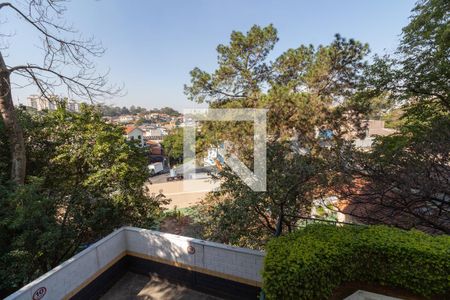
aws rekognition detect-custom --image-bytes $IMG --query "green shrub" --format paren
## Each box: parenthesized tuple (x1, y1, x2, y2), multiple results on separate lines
(263, 224, 450, 299)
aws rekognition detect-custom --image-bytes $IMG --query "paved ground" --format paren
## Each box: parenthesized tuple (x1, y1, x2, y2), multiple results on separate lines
(146, 178, 220, 209)
(149, 164, 213, 184)
(100, 272, 222, 300)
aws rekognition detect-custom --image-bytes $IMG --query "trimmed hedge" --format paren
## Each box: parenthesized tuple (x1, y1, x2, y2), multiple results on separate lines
(263, 224, 450, 299)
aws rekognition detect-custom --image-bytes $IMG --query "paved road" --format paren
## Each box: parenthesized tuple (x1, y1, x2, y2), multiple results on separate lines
(149, 172, 171, 184)
(146, 177, 220, 209)
(149, 164, 213, 184)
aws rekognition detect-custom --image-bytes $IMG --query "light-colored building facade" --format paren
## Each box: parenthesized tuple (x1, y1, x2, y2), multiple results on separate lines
(144, 128, 164, 141)
(124, 126, 145, 147)
(27, 95, 81, 112)
(118, 115, 135, 124)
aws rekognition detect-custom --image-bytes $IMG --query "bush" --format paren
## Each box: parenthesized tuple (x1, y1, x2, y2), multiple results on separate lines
(263, 224, 450, 299)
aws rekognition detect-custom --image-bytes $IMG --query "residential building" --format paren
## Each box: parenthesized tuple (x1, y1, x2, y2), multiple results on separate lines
(27, 95, 81, 112)
(118, 115, 135, 124)
(124, 126, 145, 147)
(146, 140, 162, 155)
(144, 128, 164, 141)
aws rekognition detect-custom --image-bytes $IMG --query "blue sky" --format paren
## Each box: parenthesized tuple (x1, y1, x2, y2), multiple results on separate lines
(3, 0, 415, 111)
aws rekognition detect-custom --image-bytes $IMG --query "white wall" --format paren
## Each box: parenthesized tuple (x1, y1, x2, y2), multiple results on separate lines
(6, 227, 265, 300)
(5, 228, 127, 300)
(125, 227, 265, 286)
(126, 129, 144, 147)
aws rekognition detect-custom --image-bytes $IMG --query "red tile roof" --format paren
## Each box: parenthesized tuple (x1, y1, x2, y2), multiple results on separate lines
(124, 126, 143, 134)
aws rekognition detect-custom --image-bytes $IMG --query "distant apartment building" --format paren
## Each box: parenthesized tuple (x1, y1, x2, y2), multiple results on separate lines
(28, 95, 81, 112)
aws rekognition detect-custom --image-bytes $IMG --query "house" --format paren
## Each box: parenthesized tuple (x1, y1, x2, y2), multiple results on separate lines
(124, 126, 145, 147)
(331, 178, 449, 234)
(146, 140, 162, 155)
(118, 115, 135, 124)
(163, 122, 176, 131)
(144, 128, 164, 141)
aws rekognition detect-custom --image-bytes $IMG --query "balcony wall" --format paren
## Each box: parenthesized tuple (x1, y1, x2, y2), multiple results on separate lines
(5, 227, 265, 300)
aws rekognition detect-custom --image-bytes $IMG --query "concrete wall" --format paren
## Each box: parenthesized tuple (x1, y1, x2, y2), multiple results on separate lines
(125, 227, 265, 286)
(5, 228, 127, 300)
(5, 227, 265, 300)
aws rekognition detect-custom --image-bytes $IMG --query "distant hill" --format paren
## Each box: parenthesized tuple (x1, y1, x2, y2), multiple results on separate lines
(96, 104, 181, 117)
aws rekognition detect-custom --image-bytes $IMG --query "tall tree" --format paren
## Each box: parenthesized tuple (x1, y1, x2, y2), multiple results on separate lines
(0, 105, 166, 294)
(185, 25, 371, 247)
(162, 128, 184, 166)
(185, 24, 278, 105)
(0, 0, 117, 184)
(332, 0, 450, 234)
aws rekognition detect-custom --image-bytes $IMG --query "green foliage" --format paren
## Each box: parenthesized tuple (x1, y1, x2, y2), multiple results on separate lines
(263, 224, 450, 299)
(365, 0, 449, 111)
(399, 0, 449, 108)
(0, 105, 166, 295)
(96, 104, 181, 117)
(162, 128, 184, 165)
(198, 142, 323, 249)
(0, 117, 9, 184)
(0, 179, 60, 291)
(186, 25, 372, 248)
(185, 24, 278, 104)
(334, 0, 450, 234)
(381, 108, 404, 129)
(157, 107, 181, 116)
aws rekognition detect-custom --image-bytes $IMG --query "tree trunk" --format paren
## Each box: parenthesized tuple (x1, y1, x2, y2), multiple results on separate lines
(0, 52, 26, 184)
(274, 203, 284, 237)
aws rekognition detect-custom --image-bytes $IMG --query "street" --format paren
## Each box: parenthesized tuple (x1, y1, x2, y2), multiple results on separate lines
(146, 177, 220, 209)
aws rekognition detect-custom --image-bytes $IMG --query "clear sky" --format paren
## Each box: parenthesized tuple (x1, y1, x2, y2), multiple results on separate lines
(3, 0, 416, 111)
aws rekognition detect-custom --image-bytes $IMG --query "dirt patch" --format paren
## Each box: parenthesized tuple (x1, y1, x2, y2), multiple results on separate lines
(159, 215, 202, 238)
(100, 271, 222, 300)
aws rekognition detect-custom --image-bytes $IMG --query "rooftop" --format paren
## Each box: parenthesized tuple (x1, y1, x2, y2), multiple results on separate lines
(100, 272, 221, 300)
(5, 227, 264, 300)
(5, 226, 411, 300)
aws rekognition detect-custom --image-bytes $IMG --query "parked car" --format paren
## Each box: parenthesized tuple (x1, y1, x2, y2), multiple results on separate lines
(148, 162, 163, 176)
(166, 168, 183, 181)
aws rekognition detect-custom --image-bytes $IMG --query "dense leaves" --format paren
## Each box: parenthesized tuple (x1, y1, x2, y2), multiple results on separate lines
(0, 106, 165, 295)
(333, 0, 450, 233)
(186, 24, 372, 248)
(185, 24, 278, 104)
(162, 128, 184, 165)
(263, 224, 450, 299)
(198, 142, 322, 249)
(98, 104, 181, 117)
